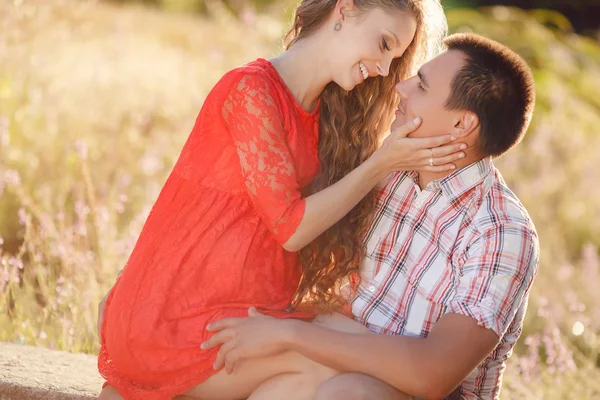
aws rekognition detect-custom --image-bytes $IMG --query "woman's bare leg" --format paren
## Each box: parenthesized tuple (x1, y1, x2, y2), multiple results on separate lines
(177, 313, 369, 400)
(98, 353, 303, 400)
(98, 336, 315, 400)
(181, 350, 317, 400)
(97, 384, 124, 400)
(237, 313, 371, 400)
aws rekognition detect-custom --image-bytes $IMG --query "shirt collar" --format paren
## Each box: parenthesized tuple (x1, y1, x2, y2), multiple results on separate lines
(405, 157, 493, 200)
(405, 158, 493, 208)
(438, 157, 494, 206)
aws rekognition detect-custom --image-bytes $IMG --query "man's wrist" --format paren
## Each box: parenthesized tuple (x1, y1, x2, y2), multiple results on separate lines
(281, 319, 306, 351)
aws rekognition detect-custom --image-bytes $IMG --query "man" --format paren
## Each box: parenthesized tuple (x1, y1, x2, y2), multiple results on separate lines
(201, 32, 539, 400)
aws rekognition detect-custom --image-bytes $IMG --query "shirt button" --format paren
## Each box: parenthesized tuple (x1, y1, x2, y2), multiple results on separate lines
(368, 285, 376, 293)
(482, 299, 495, 307)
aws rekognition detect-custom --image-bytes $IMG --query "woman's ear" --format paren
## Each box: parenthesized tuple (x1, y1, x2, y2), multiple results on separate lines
(335, 0, 356, 20)
(452, 111, 479, 138)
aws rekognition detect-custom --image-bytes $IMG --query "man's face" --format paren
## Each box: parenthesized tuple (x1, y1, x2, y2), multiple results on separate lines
(391, 50, 467, 137)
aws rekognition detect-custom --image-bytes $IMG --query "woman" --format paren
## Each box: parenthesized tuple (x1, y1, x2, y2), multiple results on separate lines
(98, 0, 453, 399)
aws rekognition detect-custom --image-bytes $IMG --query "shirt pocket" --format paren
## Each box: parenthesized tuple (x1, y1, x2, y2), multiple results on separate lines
(397, 247, 456, 306)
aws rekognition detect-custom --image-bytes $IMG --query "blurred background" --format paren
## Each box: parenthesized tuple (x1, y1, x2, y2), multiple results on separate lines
(0, 0, 599, 398)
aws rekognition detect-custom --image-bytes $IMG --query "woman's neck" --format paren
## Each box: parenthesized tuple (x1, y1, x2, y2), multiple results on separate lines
(269, 33, 334, 112)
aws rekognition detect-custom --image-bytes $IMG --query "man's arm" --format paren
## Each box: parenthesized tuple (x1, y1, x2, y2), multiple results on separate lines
(284, 223, 539, 398)
(204, 310, 498, 399)
(285, 224, 538, 398)
(205, 223, 538, 398)
(285, 312, 499, 399)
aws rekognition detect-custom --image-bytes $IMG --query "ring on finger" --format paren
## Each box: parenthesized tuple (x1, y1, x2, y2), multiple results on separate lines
(428, 157, 434, 167)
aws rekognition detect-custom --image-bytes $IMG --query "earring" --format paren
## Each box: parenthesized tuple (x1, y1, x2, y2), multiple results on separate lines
(334, 22, 342, 31)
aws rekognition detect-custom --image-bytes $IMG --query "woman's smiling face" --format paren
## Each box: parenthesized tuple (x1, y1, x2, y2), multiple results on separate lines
(330, 6, 417, 91)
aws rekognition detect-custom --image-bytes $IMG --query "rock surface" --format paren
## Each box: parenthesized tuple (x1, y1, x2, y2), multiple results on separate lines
(0, 342, 102, 400)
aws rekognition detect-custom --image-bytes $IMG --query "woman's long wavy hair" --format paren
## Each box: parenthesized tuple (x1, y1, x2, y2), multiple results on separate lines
(286, 0, 447, 312)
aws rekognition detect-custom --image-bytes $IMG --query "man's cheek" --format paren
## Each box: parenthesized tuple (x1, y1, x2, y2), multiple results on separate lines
(416, 118, 446, 138)
(408, 114, 434, 138)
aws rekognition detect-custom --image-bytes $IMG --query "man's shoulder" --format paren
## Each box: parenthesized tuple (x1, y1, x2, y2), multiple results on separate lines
(472, 166, 537, 237)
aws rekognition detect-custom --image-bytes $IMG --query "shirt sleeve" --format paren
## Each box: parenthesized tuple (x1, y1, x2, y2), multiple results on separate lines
(445, 223, 540, 337)
(221, 73, 305, 245)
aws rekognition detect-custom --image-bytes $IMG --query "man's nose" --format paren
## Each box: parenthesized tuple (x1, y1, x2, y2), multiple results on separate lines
(395, 80, 408, 98)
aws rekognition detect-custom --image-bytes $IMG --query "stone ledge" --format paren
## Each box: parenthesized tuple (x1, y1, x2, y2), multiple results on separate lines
(0, 342, 102, 400)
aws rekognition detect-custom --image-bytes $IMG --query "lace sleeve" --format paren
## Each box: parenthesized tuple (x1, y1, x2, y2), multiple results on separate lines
(222, 73, 305, 245)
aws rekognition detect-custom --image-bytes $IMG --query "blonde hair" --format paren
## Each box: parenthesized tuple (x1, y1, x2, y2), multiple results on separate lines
(286, 0, 447, 312)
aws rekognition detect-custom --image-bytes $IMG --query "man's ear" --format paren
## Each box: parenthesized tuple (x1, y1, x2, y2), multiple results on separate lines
(452, 111, 479, 138)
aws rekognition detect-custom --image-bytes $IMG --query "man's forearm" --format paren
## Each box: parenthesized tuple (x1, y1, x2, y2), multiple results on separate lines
(285, 320, 447, 399)
(282, 313, 499, 399)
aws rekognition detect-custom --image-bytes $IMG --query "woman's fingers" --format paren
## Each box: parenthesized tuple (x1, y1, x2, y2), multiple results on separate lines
(415, 153, 459, 172)
(431, 142, 468, 158)
(201, 329, 233, 350)
(422, 164, 457, 173)
(225, 349, 242, 375)
(411, 138, 467, 172)
(390, 117, 423, 139)
(248, 307, 266, 318)
(431, 152, 465, 167)
(409, 134, 456, 150)
(206, 318, 238, 332)
(413, 145, 465, 169)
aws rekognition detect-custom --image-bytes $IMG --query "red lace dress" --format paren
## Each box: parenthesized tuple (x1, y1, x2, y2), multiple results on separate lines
(98, 58, 320, 399)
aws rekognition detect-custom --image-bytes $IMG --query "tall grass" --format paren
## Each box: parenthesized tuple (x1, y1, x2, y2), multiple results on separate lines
(1, 1, 599, 398)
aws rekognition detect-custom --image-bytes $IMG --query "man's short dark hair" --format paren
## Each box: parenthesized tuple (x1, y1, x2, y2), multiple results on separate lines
(443, 33, 535, 157)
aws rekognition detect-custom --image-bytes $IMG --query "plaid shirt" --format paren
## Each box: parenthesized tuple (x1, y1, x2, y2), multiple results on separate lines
(351, 158, 539, 400)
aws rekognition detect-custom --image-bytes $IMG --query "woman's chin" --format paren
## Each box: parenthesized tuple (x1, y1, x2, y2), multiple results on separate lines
(335, 78, 360, 92)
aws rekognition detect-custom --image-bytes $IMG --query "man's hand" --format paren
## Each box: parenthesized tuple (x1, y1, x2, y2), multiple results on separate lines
(201, 307, 295, 374)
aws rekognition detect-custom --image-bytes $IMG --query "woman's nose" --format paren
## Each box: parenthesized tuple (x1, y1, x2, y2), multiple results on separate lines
(377, 59, 391, 77)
